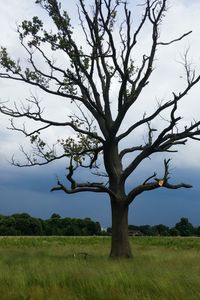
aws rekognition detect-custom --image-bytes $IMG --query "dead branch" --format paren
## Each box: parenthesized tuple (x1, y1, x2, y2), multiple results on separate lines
(158, 30, 192, 46)
(127, 158, 192, 203)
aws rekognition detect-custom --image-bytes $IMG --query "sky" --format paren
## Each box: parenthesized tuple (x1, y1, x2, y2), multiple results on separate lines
(0, 0, 200, 228)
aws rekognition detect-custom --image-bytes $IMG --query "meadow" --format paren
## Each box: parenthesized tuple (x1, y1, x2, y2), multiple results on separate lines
(0, 236, 200, 300)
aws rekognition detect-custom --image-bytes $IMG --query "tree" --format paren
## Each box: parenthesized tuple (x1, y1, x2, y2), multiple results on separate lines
(12, 213, 44, 235)
(175, 217, 194, 236)
(0, 0, 200, 258)
(50, 213, 61, 219)
(169, 227, 180, 236)
(153, 224, 169, 236)
(195, 226, 200, 237)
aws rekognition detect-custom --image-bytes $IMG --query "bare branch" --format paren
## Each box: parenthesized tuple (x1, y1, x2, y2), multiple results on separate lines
(119, 145, 145, 159)
(51, 173, 115, 196)
(51, 180, 110, 194)
(11, 145, 66, 167)
(0, 99, 104, 143)
(118, 72, 200, 142)
(158, 31, 192, 46)
(9, 119, 51, 137)
(126, 158, 192, 204)
(142, 172, 157, 185)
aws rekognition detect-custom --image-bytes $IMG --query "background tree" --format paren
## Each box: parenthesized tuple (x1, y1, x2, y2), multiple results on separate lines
(195, 226, 200, 237)
(169, 227, 180, 237)
(152, 224, 170, 236)
(0, 0, 200, 258)
(175, 217, 194, 236)
(0, 213, 101, 236)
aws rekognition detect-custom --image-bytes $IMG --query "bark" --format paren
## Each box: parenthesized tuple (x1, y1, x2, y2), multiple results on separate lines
(110, 199, 133, 258)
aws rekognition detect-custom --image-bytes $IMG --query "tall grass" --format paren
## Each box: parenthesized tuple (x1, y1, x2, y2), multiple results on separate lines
(0, 236, 200, 299)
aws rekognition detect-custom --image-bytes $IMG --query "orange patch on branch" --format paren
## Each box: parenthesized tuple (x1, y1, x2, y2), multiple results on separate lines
(158, 180, 164, 187)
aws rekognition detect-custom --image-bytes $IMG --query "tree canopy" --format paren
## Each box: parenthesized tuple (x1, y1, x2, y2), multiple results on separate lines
(0, 213, 101, 236)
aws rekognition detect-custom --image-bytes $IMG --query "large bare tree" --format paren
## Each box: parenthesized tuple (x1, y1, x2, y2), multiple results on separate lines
(0, 0, 200, 258)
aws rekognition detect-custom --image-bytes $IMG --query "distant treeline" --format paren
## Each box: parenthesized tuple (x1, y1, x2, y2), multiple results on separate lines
(0, 213, 101, 236)
(130, 217, 200, 237)
(107, 217, 200, 237)
(0, 214, 199, 236)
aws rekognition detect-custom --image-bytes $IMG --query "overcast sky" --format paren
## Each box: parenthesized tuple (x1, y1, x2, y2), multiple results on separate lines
(0, 0, 200, 227)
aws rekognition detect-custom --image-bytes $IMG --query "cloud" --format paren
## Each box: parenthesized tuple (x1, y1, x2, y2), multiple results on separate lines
(0, 163, 199, 227)
(0, 163, 111, 226)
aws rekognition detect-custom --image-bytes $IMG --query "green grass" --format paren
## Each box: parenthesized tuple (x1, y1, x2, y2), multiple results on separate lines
(0, 237, 200, 299)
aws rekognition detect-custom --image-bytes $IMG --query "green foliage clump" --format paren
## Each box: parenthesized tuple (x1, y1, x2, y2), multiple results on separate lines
(107, 217, 198, 237)
(175, 217, 194, 236)
(0, 213, 101, 236)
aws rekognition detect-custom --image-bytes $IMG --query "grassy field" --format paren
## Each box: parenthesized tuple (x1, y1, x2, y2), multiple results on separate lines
(0, 236, 200, 300)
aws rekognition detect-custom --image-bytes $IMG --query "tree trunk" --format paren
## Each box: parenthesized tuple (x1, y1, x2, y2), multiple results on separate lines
(110, 199, 133, 258)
